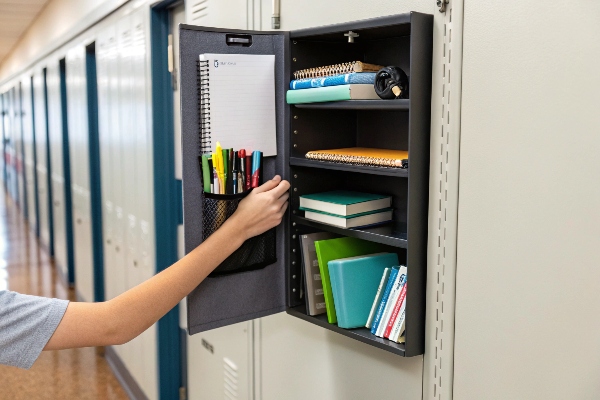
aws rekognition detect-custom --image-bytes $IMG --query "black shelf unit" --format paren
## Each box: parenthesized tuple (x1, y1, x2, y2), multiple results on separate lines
(287, 305, 406, 356)
(179, 12, 432, 359)
(286, 12, 432, 358)
(293, 216, 408, 248)
(293, 99, 410, 110)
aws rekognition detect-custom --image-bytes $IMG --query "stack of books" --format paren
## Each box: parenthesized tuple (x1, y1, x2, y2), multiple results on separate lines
(298, 234, 406, 343)
(286, 61, 383, 104)
(299, 190, 392, 228)
(365, 265, 407, 343)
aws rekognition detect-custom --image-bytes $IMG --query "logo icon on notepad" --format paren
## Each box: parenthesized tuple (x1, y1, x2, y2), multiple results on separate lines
(214, 60, 219, 68)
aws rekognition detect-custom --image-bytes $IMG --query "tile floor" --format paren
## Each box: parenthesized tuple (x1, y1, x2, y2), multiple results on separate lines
(0, 190, 128, 399)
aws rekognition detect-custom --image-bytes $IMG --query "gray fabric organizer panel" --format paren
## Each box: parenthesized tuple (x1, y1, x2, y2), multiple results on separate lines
(179, 26, 289, 334)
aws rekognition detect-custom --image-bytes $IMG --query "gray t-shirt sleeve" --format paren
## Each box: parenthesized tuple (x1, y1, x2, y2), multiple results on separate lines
(0, 290, 69, 369)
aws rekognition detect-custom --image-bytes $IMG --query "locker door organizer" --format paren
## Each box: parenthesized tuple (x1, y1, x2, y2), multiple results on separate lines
(181, 12, 432, 357)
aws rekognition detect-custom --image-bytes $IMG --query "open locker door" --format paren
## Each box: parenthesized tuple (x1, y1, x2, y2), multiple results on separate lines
(179, 25, 290, 334)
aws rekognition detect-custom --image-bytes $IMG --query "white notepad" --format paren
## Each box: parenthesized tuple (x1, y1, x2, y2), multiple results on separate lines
(199, 53, 277, 156)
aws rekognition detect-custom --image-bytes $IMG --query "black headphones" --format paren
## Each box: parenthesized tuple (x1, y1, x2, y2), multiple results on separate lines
(374, 66, 409, 99)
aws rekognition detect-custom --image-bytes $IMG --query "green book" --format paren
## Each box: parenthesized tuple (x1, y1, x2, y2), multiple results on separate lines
(300, 190, 391, 216)
(314, 237, 390, 324)
(286, 84, 380, 104)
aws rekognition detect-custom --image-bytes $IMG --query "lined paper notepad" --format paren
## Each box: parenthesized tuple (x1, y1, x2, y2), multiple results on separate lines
(199, 53, 277, 156)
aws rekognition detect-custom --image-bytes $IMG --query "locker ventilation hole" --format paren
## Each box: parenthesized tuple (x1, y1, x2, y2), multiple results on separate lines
(223, 357, 239, 399)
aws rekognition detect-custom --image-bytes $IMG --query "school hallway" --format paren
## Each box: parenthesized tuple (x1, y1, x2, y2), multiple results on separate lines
(0, 190, 127, 399)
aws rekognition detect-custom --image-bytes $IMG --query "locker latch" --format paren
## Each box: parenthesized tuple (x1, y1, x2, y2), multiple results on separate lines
(437, 0, 449, 12)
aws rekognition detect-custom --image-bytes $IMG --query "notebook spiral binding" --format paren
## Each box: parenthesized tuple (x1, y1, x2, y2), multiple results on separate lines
(198, 59, 212, 154)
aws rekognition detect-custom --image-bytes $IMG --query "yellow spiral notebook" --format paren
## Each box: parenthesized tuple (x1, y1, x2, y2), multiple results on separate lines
(293, 61, 383, 80)
(305, 147, 408, 168)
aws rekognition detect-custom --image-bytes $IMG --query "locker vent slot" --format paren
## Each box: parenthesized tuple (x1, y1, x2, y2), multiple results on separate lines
(191, 0, 209, 24)
(223, 357, 238, 399)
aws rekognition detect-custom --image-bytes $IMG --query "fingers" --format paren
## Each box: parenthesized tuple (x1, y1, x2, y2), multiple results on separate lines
(254, 175, 282, 193)
(276, 192, 289, 208)
(268, 179, 291, 198)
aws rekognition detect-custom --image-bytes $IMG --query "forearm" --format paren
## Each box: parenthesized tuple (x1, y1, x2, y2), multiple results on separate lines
(45, 218, 245, 350)
(105, 218, 245, 343)
(44, 176, 289, 351)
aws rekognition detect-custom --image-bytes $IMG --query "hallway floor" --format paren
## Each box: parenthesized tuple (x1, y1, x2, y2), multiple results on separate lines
(0, 191, 128, 399)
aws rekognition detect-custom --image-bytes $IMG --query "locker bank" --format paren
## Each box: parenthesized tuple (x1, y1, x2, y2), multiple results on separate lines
(0, 1, 598, 399)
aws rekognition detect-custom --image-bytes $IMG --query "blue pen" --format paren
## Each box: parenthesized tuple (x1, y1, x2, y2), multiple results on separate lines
(251, 151, 261, 188)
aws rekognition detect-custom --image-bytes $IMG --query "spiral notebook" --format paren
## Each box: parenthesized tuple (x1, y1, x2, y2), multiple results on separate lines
(198, 53, 277, 156)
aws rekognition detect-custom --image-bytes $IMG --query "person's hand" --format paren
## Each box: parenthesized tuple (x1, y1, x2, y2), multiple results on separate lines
(227, 175, 290, 240)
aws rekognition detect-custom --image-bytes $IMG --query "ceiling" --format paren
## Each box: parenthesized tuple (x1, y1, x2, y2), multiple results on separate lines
(0, 0, 51, 65)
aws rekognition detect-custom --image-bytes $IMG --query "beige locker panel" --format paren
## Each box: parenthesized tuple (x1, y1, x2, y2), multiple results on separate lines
(187, 322, 253, 400)
(263, 0, 432, 30)
(185, 0, 248, 29)
(454, 2, 600, 399)
(259, 313, 423, 400)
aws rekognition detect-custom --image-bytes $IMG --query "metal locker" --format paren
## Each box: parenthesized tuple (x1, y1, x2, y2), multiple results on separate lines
(33, 69, 49, 249)
(187, 321, 254, 400)
(66, 46, 94, 302)
(97, 25, 118, 302)
(46, 60, 68, 281)
(21, 76, 37, 233)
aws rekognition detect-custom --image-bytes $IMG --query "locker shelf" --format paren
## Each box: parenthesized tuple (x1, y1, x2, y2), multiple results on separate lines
(292, 216, 408, 248)
(290, 157, 409, 177)
(287, 305, 406, 356)
(293, 99, 410, 110)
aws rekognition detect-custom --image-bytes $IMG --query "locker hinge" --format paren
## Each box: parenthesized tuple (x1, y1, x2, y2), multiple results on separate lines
(272, 0, 280, 29)
(168, 34, 177, 90)
(179, 386, 187, 400)
(437, 0, 449, 12)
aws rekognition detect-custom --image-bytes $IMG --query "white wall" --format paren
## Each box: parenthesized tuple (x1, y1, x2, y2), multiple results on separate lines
(454, 1, 600, 399)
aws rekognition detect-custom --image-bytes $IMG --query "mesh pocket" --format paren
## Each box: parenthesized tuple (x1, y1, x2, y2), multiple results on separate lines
(202, 191, 277, 276)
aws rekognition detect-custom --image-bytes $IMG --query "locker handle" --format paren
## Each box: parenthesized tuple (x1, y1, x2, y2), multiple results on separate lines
(54, 200, 60, 206)
(106, 239, 112, 245)
(226, 34, 252, 47)
(76, 218, 82, 224)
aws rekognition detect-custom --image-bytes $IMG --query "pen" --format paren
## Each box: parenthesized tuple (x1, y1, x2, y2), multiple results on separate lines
(222, 148, 229, 194)
(227, 148, 234, 194)
(251, 151, 262, 188)
(245, 155, 252, 190)
(238, 149, 246, 191)
(201, 155, 210, 193)
(213, 167, 220, 195)
(207, 156, 214, 193)
(258, 151, 264, 186)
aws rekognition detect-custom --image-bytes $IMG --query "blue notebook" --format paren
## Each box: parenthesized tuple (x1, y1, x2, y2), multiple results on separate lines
(328, 253, 400, 329)
(289, 72, 376, 90)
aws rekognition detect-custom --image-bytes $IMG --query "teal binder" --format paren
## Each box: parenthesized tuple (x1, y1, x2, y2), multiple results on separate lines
(328, 252, 399, 329)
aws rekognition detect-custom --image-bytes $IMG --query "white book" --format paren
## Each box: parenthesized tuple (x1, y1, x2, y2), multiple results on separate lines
(389, 283, 407, 342)
(376, 265, 407, 337)
(304, 209, 392, 228)
(365, 268, 391, 329)
(199, 53, 277, 156)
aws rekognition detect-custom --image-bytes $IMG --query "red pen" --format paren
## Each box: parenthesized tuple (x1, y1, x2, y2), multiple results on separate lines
(245, 155, 252, 190)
